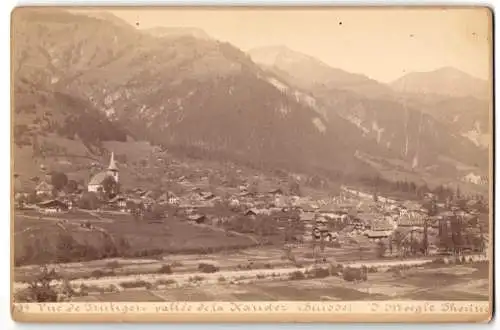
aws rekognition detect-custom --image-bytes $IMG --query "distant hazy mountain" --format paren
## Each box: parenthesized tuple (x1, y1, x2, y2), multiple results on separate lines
(390, 67, 490, 100)
(142, 26, 212, 40)
(73, 10, 136, 29)
(248, 45, 394, 99)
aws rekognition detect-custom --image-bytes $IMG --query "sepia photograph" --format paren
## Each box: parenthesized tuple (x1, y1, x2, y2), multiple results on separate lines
(10, 6, 493, 322)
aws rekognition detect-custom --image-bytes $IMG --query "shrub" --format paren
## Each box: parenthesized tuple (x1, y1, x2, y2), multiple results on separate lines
(342, 267, 367, 282)
(431, 257, 445, 264)
(188, 275, 205, 283)
(106, 261, 121, 269)
(157, 264, 173, 274)
(256, 274, 266, 280)
(218, 276, 226, 283)
(91, 269, 116, 279)
(120, 280, 150, 289)
(19, 266, 60, 302)
(263, 263, 273, 269)
(156, 279, 176, 286)
(288, 270, 306, 281)
(329, 263, 344, 276)
(308, 267, 331, 279)
(198, 263, 219, 273)
(171, 261, 183, 267)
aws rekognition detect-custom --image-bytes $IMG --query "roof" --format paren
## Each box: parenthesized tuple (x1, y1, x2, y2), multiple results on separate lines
(188, 214, 206, 221)
(88, 171, 114, 186)
(245, 208, 271, 216)
(108, 195, 127, 203)
(36, 181, 53, 192)
(366, 230, 392, 238)
(300, 213, 315, 221)
(297, 204, 317, 212)
(38, 199, 67, 208)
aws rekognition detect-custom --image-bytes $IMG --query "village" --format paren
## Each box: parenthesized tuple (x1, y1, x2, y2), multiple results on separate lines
(12, 151, 490, 302)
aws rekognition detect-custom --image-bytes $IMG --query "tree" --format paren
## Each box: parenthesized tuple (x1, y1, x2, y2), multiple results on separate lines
(289, 181, 301, 196)
(78, 192, 101, 210)
(423, 198, 438, 216)
(102, 176, 119, 200)
(65, 180, 78, 194)
(50, 171, 68, 192)
(248, 180, 259, 195)
(376, 240, 387, 258)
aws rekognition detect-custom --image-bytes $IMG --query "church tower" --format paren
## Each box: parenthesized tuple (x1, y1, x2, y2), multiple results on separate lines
(107, 152, 119, 183)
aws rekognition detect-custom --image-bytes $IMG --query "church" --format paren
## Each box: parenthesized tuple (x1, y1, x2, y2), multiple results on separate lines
(88, 152, 119, 192)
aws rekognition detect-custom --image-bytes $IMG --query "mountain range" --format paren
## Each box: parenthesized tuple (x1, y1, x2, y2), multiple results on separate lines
(11, 9, 492, 190)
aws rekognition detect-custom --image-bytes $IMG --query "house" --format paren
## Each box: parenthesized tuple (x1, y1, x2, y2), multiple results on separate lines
(187, 214, 206, 224)
(200, 191, 216, 200)
(245, 208, 260, 216)
(300, 212, 316, 222)
(168, 193, 180, 205)
(298, 204, 317, 213)
(398, 213, 426, 227)
(228, 197, 240, 207)
(88, 152, 119, 193)
(37, 199, 68, 213)
(36, 181, 54, 196)
(366, 230, 392, 239)
(238, 191, 255, 198)
(462, 172, 487, 185)
(268, 188, 284, 196)
(245, 208, 271, 216)
(108, 195, 127, 210)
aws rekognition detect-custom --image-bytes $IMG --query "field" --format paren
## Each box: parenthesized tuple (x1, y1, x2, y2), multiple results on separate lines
(57, 263, 490, 303)
(12, 197, 491, 304)
(13, 210, 260, 266)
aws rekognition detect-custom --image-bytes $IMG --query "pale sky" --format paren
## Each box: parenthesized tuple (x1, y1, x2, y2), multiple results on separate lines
(105, 7, 492, 83)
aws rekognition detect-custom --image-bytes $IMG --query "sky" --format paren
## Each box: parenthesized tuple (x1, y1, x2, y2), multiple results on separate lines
(105, 7, 492, 83)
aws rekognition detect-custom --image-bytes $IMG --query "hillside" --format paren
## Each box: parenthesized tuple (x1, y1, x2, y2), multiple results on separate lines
(249, 46, 490, 181)
(390, 67, 490, 100)
(400, 94, 491, 149)
(12, 8, 376, 182)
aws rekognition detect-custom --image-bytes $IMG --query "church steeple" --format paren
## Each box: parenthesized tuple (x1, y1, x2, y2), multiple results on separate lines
(108, 152, 118, 171)
(107, 151, 119, 183)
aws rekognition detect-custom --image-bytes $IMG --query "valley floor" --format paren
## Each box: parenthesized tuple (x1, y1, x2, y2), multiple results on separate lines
(66, 263, 490, 302)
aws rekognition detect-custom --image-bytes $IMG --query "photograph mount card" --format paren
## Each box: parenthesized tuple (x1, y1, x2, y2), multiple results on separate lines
(10, 6, 493, 323)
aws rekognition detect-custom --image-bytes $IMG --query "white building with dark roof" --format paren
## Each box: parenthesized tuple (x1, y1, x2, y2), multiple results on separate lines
(88, 152, 119, 192)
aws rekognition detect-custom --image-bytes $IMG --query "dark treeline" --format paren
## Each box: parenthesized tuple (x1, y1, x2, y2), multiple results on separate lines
(359, 174, 487, 205)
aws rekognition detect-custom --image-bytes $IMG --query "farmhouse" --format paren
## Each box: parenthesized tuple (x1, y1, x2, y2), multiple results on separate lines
(37, 199, 68, 213)
(88, 152, 119, 193)
(108, 195, 127, 210)
(398, 213, 426, 227)
(35, 180, 53, 196)
(462, 172, 487, 185)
